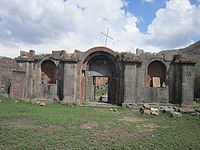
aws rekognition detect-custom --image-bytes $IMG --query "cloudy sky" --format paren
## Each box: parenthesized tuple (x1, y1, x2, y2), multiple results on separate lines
(0, 0, 200, 57)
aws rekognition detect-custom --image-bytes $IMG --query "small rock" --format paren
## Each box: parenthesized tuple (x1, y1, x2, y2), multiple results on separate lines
(53, 96, 59, 101)
(150, 108, 159, 112)
(67, 101, 74, 105)
(150, 108, 159, 115)
(113, 108, 117, 112)
(143, 109, 151, 115)
(37, 101, 46, 106)
(195, 108, 200, 113)
(143, 104, 150, 109)
(173, 106, 180, 112)
(170, 112, 182, 118)
(190, 112, 197, 116)
(163, 107, 174, 113)
(109, 108, 113, 111)
(151, 111, 159, 116)
(39, 101, 46, 106)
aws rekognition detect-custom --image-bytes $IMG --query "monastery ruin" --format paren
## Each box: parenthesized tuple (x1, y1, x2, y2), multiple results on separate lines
(9, 46, 196, 106)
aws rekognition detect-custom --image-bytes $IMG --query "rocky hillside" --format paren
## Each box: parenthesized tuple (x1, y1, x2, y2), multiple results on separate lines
(160, 40, 200, 60)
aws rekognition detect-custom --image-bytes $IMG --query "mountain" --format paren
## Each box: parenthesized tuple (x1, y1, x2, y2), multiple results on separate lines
(160, 41, 200, 61)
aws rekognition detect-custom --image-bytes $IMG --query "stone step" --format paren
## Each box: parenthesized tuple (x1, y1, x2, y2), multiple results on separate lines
(83, 102, 116, 107)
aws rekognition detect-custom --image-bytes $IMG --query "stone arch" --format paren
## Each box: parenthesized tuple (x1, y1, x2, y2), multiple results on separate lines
(80, 47, 120, 104)
(147, 60, 166, 87)
(41, 60, 56, 84)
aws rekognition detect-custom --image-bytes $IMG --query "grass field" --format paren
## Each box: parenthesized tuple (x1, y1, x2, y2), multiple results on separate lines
(1, 97, 200, 150)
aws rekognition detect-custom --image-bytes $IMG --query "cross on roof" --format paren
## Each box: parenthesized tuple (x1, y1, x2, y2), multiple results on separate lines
(101, 27, 113, 47)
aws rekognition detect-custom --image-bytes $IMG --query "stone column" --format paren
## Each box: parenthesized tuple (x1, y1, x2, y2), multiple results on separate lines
(181, 64, 195, 105)
(123, 62, 136, 105)
(63, 62, 76, 101)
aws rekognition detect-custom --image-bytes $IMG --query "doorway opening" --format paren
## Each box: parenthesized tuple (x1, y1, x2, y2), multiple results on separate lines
(94, 76, 109, 102)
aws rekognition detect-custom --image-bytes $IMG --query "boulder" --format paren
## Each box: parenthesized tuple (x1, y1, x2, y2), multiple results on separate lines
(39, 101, 46, 106)
(170, 112, 182, 118)
(53, 96, 59, 101)
(150, 108, 159, 115)
(37, 101, 46, 106)
(143, 109, 151, 115)
(160, 106, 174, 113)
(151, 111, 159, 116)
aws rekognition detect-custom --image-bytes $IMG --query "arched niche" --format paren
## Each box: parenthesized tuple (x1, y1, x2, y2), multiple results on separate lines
(147, 61, 166, 87)
(41, 60, 56, 84)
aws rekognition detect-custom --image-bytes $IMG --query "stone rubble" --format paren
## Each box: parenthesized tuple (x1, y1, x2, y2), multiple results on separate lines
(140, 103, 200, 117)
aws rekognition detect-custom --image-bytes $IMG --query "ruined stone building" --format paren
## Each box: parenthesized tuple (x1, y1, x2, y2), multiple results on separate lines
(9, 47, 196, 106)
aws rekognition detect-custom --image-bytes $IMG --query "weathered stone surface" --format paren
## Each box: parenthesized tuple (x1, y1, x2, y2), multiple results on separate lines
(150, 108, 159, 115)
(180, 108, 195, 113)
(170, 112, 182, 118)
(151, 111, 159, 116)
(173, 106, 181, 112)
(143, 104, 150, 109)
(160, 106, 174, 113)
(8, 46, 196, 106)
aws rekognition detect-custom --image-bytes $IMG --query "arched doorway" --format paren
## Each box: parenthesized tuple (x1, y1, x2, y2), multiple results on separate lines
(83, 51, 119, 104)
(147, 61, 166, 87)
(41, 60, 56, 84)
(40, 60, 58, 99)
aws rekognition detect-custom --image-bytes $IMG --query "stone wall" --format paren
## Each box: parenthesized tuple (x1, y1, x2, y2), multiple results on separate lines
(9, 47, 196, 106)
(9, 71, 26, 99)
(0, 57, 19, 95)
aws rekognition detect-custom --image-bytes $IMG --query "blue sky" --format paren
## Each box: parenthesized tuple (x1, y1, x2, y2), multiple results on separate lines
(125, 0, 199, 36)
(0, 0, 200, 57)
(124, 0, 167, 33)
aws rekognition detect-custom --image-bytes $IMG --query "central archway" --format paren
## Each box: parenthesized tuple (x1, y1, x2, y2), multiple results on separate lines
(81, 48, 120, 104)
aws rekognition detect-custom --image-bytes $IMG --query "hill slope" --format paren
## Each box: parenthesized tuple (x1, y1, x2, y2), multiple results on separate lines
(160, 41, 200, 60)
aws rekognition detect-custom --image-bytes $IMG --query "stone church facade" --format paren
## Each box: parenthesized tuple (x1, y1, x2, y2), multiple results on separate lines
(10, 47, 196, 106)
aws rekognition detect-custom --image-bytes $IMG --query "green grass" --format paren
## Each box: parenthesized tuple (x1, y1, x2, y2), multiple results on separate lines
(1, 97, 200, 150)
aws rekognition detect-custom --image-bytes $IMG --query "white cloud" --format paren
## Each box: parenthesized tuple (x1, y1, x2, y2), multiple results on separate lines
(0, 0, 140, 56)
(144, 0, 200, 49)
(0, 0, 199, 57)
(143, 0, 155, 2)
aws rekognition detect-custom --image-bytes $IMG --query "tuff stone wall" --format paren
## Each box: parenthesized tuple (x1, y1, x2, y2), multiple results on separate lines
(9, 47, 196, 106)
(0, 57, 19, 95)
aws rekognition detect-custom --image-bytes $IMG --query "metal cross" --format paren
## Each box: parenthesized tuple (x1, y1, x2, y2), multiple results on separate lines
(101, 27, 113, 47)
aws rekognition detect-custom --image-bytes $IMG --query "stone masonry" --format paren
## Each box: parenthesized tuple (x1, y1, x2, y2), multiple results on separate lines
(9, 47, 196, 106)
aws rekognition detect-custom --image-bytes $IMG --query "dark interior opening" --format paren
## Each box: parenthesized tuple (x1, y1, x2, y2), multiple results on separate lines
(147, 61, 166, 87)
(41, 60, 56, 84)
